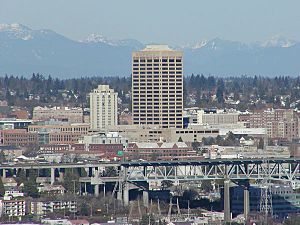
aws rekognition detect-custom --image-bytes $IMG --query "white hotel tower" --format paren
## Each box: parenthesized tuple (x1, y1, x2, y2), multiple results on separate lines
(90, 85, 118, 130)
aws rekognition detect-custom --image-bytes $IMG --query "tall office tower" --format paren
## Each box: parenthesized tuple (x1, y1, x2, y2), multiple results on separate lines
(132, 45, 183, 128)
(90, 85, 118, 130)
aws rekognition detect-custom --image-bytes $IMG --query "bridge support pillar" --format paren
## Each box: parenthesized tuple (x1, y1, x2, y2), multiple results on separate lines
(2, 169, 6, 178)
(224, 179, 231, 223)
(244, 186, 250, 220)
(95, 184, 99, 197)
(117, 189, 122, 202)
(58, 171, 64, 182)
(143, 190, 149, 208)
(103, 184, 106, 197)
(50, 168, 55, 185)
(123, 183, 129, 206)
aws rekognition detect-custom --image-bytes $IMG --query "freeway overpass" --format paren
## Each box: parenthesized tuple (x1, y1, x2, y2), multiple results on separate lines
(1, 157, 300, 222)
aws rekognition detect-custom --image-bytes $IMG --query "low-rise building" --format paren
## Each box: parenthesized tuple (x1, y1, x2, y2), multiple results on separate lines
(80, 132, 128, 145)
(38, 183, 65, 195)
(106, 124, 219, 143)
(4, 189, 24, 198)
(249, 109, 299, 141)
(0, 129, 38, 147)
(0, 118, 32, 130)
(33, 106, 83, 123)
(1, 178, 18, 190)
(28, 122, 89, 134)
(0, 195, 26, 217)
(126, 142, 197, 161)
(0, 146, 24, 159)
(197, 109, 240, 125)
(202, 145, 290, 159)
(30, 200, 77, 216)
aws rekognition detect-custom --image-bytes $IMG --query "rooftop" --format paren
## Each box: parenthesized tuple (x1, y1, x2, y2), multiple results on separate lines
(142, 44, 173, 51)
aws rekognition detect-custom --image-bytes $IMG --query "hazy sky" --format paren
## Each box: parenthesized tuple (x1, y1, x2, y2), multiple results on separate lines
(1, 0, 300, 45)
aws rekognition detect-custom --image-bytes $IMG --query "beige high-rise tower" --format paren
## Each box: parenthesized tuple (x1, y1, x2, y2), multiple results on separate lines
(90, 85, 118, 130)
(132, 45, 183, 128)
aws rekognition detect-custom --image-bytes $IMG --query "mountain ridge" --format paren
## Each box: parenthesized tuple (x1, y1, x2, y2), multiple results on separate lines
(1, 23, 300, 78)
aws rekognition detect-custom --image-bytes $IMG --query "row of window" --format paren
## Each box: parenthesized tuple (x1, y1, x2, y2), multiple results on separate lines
(133, 63, 182, 67)
(134, 113, 182, 117)
(133, 94, 182, 97)
(133, 82, 182, 86)
(133, 71, 182, 75)
(133, 67, 182, 70)
(133, 90, 182, 94)
(175, 130, 218, 134)
(133, 58, 182, 63)
(133, 78, 182, 82)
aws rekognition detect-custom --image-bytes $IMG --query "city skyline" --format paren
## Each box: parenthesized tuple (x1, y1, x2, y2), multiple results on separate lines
(1, 0, 300, 45)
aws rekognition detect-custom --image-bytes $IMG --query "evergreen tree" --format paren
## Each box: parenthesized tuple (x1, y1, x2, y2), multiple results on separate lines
(0, 177, 5, 196)
(258, 138, 264, 149)
(63, 169, 80, 194)
(23, 178, 39, 198)
(0, 151, 6, 163)
(140, 213, 155, 225)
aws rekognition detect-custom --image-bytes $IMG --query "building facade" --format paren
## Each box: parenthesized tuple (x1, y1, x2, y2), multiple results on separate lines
(33, 106, 83, 123)
(0, 195, 26, 217)
(197, 109, 240, 125)
(30, 200, 77, 216)
(80, 132, 128, 145)
(106, 124, 219, 143)
(126, 142, 197, 161)
(249, 109, 299, 141)
(90, 85, 118, 131)
(28, 123, 89, 134)
(1, 129, 38, 147)
(132, 45, 183, 129)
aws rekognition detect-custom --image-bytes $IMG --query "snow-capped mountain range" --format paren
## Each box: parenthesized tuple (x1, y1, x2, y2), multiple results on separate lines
(0, 23, 300, 77)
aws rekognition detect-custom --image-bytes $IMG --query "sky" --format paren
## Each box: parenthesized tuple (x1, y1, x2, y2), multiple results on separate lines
(0, 0, 300, 45)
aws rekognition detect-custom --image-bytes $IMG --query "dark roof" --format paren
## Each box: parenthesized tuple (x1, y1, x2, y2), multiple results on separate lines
(0, 146, 22, 151)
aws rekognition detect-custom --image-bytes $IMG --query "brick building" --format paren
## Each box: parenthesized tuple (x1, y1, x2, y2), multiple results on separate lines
(0, 129, 38, 147)
(249, 109, 299, 141)
(126, 142, 197, 161)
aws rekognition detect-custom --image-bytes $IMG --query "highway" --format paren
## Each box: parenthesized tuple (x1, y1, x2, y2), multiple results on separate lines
(121, 157, 300, 167)
(0, 161, 120, 169)
(1, 157, 299, 170)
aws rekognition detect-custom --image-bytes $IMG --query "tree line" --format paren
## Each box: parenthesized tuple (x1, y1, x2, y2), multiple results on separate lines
(1, 73, 300, 112)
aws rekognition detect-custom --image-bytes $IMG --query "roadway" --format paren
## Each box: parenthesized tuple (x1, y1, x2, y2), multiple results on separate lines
(121, 157, 300, 167)
(1, 157, 299, 170)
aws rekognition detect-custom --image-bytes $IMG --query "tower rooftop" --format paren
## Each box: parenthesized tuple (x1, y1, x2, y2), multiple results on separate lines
(142, 44, 173, 51)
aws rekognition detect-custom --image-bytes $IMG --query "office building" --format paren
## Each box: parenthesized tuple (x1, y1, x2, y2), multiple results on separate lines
(132, 45, 183, 128)
(90, 85, 118, 130)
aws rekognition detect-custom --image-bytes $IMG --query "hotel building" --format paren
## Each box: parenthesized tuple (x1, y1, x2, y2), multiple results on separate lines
(90, 85, 118, 130)
(132, 45, 183, 129)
